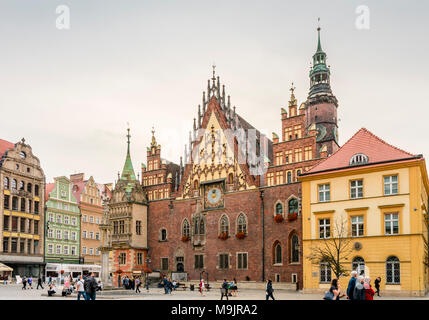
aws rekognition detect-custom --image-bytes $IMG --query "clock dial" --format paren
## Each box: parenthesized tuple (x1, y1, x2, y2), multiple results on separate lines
(204, 182, 224, 209)
(316, 124, 327, 142)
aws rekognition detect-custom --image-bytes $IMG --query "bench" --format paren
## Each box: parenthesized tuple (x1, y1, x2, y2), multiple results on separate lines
(175, 283, 188, 291)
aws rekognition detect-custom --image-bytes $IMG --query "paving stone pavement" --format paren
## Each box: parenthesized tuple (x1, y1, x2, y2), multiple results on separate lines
(0, 284, 427, 300)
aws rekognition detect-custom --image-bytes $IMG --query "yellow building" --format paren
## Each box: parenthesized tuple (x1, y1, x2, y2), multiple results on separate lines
(300, 128, 429, 296)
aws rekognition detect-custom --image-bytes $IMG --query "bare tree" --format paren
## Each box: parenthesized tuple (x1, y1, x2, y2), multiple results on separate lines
(423, 215, 429, 268)
(307, 216, 354, 279)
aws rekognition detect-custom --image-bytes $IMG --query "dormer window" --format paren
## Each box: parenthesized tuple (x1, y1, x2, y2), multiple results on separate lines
(350, 154, 369, 166)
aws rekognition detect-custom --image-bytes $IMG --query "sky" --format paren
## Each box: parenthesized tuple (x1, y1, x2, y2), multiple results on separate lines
(0, 0, 428, 183)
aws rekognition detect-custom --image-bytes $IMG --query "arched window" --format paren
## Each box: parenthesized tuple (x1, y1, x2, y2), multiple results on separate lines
(275, 203, 283, 216)
(3, 177, 9, 190)
(12, 179, 17, 190)
(19, 181, 25, 191)
(290, 234, 299, 263)
(182, 219, 190, 237)
(352, 257, 365, 276)
(160, 229, 167, 241)
(27, 183, 32, 193)
(194, 216, 205, 235)
(350, 153, 369, 166)
(193, 179, 199, 189)
(220, 215, 229, 235)
(34, 185, 39, 196)
(386, 256, 400, 284)
(237, 213, 247, 234)
(288, 198, 298, 214)
(287, 172, 292, 184)
(199, 218, 205, 235)
(274, 242, 282, 264)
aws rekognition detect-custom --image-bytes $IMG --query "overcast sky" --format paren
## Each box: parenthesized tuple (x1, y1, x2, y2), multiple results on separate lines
(0, 0, 428, 184)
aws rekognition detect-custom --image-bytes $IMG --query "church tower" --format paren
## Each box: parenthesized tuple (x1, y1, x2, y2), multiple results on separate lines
(305, 24, 339, 156)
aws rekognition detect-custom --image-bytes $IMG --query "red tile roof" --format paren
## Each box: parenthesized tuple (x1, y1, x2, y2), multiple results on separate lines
(304, 128, 417, 175)
(0, 139, 14, 158)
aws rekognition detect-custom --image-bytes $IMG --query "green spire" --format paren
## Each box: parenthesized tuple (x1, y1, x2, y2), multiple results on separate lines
(120, 127, 137, 181)
(316, 26, 323, 53)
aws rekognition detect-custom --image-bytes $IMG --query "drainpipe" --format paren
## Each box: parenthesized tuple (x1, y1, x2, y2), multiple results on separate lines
(260, 190, 265, 282)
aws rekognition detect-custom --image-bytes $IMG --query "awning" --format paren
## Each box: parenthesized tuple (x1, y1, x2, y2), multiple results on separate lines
(0, 263, 13, 272)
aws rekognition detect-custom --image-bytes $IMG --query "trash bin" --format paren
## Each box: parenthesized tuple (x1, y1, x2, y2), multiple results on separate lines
(190, 284, 194, 291)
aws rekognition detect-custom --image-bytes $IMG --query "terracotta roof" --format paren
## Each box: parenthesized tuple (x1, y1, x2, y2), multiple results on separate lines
(0, 139, 14, 158)
(45, 183, 55, 200)
(304, 128, 417, 175)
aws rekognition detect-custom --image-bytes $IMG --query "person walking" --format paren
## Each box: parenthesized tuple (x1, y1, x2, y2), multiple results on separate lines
(22, 276, 27, 290)
(37, 277, 44, 290)
(163, 276, 169, 294)
(374, 277, 381, 297)
(76, 276, 86, 300)
(265, 279, 275, 300)
(135, 277, 141, 293)
(199, 279, 206, 297)
(28, 276, 33, 289)
(84, 272, 98, 300)
(231, 278, 238, 297)
(353, 276, 366, 300)
(364, 277, 375, 300)
(220, 279, 229, 300)
(347, 271, 358, 300)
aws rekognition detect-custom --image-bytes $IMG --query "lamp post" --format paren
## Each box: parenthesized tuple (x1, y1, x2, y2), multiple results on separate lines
(117, 254, 121, 288)
(145, 256, 151, 291)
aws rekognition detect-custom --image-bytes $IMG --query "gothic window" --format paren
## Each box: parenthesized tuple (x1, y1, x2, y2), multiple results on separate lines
(160, 228, 167, 241)
(182, 219, 190, 237)
(194, 216, 205, 235)
(219, 215, 229, 236)
(352, 257, 365, 276)
(273, 242, 282, 265)
(288, 198, 298, 215)
(290, 234, 299, 263)
(237, 213, 247, 234)
(275, 203, 283, 216)
(3, 177, 9, 190)
(386, 256, 400, 284)
(193, 179, 199, 190)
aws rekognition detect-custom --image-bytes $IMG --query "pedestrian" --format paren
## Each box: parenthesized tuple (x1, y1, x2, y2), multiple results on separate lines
(265, 279, 275, 300)
(37, 277, 44, 290)
(324, 278, 345, 300)
(28, 276, 33, 289)
(163, 276, 169, 294)
(199, 279, 205, 296)
(97, 280, 103, 291)
(231, 278, 238, 297)
(364, 277, 375, 300)
(346, 270, 358, 300)
(220, 279, 229, 300)
(168, 278, 173, 294)
(353, 276, 366, 300)
(22, 276, 27, 290)
(84, 272, 98, 300)
(135, 277, 141, 293)
(76, 276, 86, 300)
(374, 277, 381, 297)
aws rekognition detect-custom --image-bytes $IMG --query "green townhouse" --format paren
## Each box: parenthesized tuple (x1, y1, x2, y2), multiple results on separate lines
(45, 176, 80, 264)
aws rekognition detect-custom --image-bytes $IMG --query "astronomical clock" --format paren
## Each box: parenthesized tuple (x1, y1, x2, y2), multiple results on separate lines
(203, 180, 225, 210)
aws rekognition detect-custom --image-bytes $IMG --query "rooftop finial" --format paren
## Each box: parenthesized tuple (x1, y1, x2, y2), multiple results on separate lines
(316, 17, 323, 52)
(212, 63, 216, 80)
(126, 124, 131, 150)
(151, 126, 157, 148)
(289, 82, 297, 106)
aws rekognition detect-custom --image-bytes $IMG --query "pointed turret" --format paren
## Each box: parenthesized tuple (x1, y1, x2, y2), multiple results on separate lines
(120, 127, 137, 181)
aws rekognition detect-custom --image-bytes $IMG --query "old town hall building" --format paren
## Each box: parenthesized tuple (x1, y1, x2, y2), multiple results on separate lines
(104, 27, 339, 288)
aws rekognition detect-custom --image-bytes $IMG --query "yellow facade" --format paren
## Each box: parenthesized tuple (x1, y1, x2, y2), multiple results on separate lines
(300, 160, 429, 296)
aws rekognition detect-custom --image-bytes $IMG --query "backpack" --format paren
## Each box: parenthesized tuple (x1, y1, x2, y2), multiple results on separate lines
(323, 291, 334, 300)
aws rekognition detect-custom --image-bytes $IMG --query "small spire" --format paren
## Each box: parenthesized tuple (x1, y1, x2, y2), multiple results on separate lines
(316, 18, 323, 53)
(289, 82, 297, 106)
(212, 63, 216, 80)
(151, 126, 157, 148)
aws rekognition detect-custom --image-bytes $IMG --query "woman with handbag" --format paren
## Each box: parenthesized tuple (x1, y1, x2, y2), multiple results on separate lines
(324, 278, 345, 300)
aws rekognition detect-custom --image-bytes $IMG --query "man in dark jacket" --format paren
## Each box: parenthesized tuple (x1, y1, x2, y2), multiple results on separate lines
(221, 279, 229, 300)
(84, 273, 98, 300)
(374, 277, 381, 297)
(266, 279, 275, 300)
(347, 271, 357, 300)
(353, 276, 366, 300)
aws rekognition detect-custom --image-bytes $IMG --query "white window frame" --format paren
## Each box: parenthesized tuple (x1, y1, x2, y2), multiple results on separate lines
(318, 184, 330, 202)
(351, 216, 364, 237)
(56, 245, 61, 255)
(385, 213, 399, 235)
(48, 244, 53, 254)
(319, 219, 330, 239)
(63, 245, 69, 255)
(350, 180, 363, 199)
(384, 175, 398, 195)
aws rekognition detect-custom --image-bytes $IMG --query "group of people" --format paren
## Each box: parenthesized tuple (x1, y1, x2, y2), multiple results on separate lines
(121, 275, 146, 292)
(325, 271, 382, 300)
(219, 278, 239, 300)
(46, 273, 101, 300)
(21, 276, 44, 290)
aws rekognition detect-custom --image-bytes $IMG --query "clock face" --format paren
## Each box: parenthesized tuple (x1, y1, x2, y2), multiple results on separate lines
(316, 124, 327, 142)
(204, 182, 224, 209)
